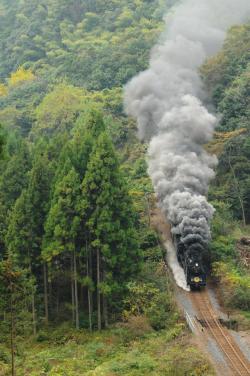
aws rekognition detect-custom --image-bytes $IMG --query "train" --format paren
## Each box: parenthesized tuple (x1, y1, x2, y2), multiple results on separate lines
(174, 234, 206, 289)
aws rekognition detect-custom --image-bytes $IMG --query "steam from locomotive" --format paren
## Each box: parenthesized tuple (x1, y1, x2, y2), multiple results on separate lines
(124, 0, 250, 289)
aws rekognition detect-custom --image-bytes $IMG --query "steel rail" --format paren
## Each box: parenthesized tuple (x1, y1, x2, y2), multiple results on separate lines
(193, 293, 242, 376)
(202, 294, 250, 376)
(193, 292, 250, 376)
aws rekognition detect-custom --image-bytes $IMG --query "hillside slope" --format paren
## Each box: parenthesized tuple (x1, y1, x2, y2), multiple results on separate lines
(0, 1, 249, 375)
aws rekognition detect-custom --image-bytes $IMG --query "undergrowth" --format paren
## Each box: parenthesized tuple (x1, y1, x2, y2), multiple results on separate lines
(0, 324, 214, 376)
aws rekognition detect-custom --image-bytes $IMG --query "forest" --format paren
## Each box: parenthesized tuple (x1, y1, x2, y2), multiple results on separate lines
(0, 0, 249, 375)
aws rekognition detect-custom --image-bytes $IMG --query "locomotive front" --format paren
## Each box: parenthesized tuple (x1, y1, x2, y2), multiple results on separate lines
(185, 251, 206, 288)
(174, 235, 206, 289)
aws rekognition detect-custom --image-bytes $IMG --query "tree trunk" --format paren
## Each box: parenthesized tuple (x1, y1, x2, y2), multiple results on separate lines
(56, 284, 59, 316)
(29, 252, 36, 336)
(43, 263, 49, 326)
(73, 249, 79, 330)
(96, 248, 101, 330)
(87, 243, 92, 332)
(49, 279, 52, 316)
(10, 284, 15, 376)
(103, 296, 108, 328)
(88, 288, 92, 331)
(31, 293, 36, 335)
(29, 258, 36, 334)
(102, 265, 108, 328)
(228, 153, 246, 226)
(71, 255, 75, 325)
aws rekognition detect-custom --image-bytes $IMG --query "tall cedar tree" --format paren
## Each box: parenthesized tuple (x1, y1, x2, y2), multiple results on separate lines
(43, 167, 81, 327)
(7, 153, 53, 266)
(0, 142, 30, 257)
(69, 108, 106, 179)
(81, 132, 141, 329)
(51, 108, 106, 185)
(41, 109, 105, 327)
(6, 154, 53, 332)
(0, 142, 30, 208)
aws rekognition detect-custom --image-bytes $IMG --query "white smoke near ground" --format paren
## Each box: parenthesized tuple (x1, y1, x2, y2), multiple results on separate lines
(165, 240, 190, 291)
(124, 0, 250, 289)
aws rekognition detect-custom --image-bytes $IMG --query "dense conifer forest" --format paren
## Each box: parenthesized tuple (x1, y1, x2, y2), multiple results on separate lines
(0, 1, 249, 375)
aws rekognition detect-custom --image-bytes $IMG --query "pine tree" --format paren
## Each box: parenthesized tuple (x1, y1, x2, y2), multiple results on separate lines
(81, 132, 141, 329)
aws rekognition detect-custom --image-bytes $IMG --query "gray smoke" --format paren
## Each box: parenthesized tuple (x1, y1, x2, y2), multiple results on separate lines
(124, 0, 250, 266)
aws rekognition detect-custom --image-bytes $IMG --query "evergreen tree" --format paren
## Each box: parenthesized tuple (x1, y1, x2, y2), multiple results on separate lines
(6, 153, 53, 331)
(0, 259, 34, 376)
(81, 132, 141, 329)
(69, 108, 106, 179)
(0, 141, 30, 258)
(0, 141, 30, 208)
(43, 167, 81, 327)
(7, 153, 53, 265)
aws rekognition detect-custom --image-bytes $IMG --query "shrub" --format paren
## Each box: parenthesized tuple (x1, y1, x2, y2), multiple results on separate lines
(36, 331, 50, 343)
(123, 278, 176, 330)
(0, 361, 9, 376)
(122, 315, 153, 337)
(145, 292, 174, 330)
(212, 261, 250, 310)
(0, 345, 10, 364)
(210, 235, 236, 261)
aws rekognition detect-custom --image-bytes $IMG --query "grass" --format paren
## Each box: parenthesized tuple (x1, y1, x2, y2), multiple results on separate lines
(1, 322, 215, 376)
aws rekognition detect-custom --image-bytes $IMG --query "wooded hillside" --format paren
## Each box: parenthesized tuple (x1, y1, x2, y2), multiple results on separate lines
(0, 1, 249, 375)
(202, 25, 250, 314)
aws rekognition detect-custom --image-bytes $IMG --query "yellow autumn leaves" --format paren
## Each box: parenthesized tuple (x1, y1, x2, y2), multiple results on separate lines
(0, 67, 35, 97)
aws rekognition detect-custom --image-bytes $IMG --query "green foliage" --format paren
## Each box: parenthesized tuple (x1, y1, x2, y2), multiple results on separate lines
(123, 261, 176, 330)
(0, 78, 48, 136)
(213, 261, 250, 311)
(0, 124, 5, 159)
(33, 84, 87, 136)
(202, 24, 250, 131)
(202, 24, 250, 104)
(0, 0, 169, 90)
(0, 259, 34, 342)
(0, 345, 10, 365)
(6, 153, 53, 267)
(81, 131, 142, 304)
(0, 139, 31, 257)
(204, 24, 250, 224)
(210, 236, 236, 261)
(0, 140, 30, 208)
(209, 131, 250, 223)
(43, 167, 81, 262)
(0, 2, 221, 373)
(0, 324, 213, 376)
(209, 202, 250, 313)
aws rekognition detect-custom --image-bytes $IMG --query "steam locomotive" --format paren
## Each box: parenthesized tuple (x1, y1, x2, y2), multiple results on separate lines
(174, 235, 206, 289)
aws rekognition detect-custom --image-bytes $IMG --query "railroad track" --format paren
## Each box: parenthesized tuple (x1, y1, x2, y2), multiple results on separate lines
(192, 290, 250, 376)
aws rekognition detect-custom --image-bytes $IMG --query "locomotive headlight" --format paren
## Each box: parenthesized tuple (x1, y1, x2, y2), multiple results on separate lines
(193, 277, 201, 283)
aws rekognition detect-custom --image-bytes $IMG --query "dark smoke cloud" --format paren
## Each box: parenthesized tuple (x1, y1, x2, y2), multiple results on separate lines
(124, 0, 250, 280)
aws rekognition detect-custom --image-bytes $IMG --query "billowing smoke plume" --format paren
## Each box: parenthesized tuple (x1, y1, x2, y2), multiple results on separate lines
(124, 0, 250, 287)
